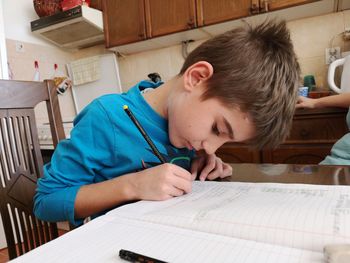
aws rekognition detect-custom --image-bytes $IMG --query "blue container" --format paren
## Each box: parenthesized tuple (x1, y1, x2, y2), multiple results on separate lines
(298, 87, 308, 97)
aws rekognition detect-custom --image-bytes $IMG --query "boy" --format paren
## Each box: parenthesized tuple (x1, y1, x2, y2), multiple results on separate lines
(34, 20, 300, 226)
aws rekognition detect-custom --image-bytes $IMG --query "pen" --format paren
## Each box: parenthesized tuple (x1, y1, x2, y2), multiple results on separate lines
(123, 105, 166, 164)
(119, 249, 168, 263)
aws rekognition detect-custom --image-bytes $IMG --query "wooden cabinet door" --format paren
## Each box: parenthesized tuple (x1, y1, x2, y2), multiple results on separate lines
(263, 108, 349, 164)
(196, 0, 252, 27)
(145, 0, 197, 37)
(89, 0, 103, 11)
(103, 0, 147, 47)
(265, 0, 319, 12)
(216, 143, 261, 163)
(262, 145, 334, 164)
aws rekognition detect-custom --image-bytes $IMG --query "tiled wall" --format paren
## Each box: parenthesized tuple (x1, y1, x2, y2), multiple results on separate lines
(117, 10, 350, 92)
(6, 39, 76, 123)
(6, 40, 109, 124)
(289, 10, 350, 89)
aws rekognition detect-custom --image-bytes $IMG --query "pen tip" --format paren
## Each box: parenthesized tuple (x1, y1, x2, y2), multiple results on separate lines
(123, 105, 128, 110)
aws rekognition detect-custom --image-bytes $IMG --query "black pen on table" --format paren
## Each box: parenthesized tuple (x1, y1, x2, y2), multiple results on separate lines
(119, 249, 168, 263)
(123, 105, 166, 164)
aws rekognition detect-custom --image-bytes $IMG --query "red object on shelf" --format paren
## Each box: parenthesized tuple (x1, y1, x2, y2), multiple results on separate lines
(61, 0, 83, 11)
(33, 0, 62, 17)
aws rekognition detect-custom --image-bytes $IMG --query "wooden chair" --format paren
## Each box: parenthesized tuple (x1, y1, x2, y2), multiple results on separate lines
(0, 79, 65, 259)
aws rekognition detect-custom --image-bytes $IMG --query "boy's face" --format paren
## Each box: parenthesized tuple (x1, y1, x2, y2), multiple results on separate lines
(167, 85, 256, 155)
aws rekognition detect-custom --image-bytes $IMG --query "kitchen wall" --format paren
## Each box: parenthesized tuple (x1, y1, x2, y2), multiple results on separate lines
(117, 10, 350, 92)
(2, 0, 110, 124)
(6, 39, 76, 123)
(6, 39, 109, 123)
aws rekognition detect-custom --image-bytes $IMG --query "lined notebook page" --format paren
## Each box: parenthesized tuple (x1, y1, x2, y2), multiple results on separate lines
(11, 217, 322, 263)
(108, 181, 350, 252)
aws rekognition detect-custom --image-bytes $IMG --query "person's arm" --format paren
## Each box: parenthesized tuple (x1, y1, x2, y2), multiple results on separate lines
(296, 93, 350, 109)
(34, 100, 192, 225)
(74, 163, 192, 218)
(34, 101, 116, 225)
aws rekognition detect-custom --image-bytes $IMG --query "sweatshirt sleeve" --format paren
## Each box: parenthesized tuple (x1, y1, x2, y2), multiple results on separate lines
(34, 100, 116, 226)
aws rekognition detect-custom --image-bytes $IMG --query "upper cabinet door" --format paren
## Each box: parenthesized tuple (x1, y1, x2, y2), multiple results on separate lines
(145, 0, 197, 38)
(266, 0, 319, 12)
(103, 0, 147, 47)
(89, 0, 103, 10)
(196, 0, 252, 27)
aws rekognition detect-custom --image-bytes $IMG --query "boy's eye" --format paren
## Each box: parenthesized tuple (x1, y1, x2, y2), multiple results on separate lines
(212, 124, 220, 136)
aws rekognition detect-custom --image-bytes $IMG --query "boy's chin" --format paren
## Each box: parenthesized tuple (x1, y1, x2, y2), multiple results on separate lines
(169, 135, 185, 149)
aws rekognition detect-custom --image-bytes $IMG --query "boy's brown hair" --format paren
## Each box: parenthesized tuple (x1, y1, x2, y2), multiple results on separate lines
(179, 20, 300, 149)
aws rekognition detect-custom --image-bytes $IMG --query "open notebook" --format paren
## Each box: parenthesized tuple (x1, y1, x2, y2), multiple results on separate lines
(107, 181, 350, 262)
(11, 181, 350, 263)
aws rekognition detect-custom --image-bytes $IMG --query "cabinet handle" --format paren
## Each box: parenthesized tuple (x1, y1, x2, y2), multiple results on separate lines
(260, 0, 269, 12)
(187, 19, 195, 29)
(250, 4, 259, 15)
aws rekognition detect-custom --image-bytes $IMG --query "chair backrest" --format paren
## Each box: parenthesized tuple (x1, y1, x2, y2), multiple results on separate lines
(0, 79, 65, 259)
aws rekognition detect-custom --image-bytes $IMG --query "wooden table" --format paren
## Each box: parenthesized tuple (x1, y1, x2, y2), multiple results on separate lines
(221, 163, 350, 185)
(10, 164, 350, 263)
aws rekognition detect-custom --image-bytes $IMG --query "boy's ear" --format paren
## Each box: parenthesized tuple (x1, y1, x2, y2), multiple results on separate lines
(183, 61, 213, 91)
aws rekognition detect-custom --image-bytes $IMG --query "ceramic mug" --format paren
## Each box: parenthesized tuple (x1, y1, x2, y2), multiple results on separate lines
(298, 86, 308, 97)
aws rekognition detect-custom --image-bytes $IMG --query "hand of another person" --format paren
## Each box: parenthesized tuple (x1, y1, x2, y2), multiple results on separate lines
(130, 163, 192, 201)
(190, 153, 232, 181)
(296, 96, 317, 109)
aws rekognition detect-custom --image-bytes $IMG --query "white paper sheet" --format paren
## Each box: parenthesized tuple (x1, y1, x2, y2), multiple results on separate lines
(108, 181, 350, 252)
(11, 216, 322, 263)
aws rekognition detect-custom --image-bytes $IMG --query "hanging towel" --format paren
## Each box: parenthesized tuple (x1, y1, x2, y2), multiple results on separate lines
(69, 56, 101, 86)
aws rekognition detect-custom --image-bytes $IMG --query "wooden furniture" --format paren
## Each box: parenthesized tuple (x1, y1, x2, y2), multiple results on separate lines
(6, 163, 350, 262)
(217, 107, 349, 164)
(0, 80, 65, 259)
(102, 0, 197, 47)
(221, 163, 350, 185)
(196, 0, 256, 26)
(98, 0, 320, 48)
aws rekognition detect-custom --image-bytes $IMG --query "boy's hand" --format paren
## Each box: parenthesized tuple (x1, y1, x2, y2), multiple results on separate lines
(130, 163, 192, 201)
(191, 153, 232, 181)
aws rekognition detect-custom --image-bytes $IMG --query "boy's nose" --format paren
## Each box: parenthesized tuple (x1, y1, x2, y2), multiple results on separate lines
(202, 138, 225, 155)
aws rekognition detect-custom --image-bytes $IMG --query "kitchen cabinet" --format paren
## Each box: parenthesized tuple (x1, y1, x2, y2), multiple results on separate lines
(102, 0, 196, 47)
(216, 107, 349, 164)
(267, 0, 319, 12)
(196, 0, 320, 26)
(90, 0, 103, 10)
(102, 0, 147, 47)
(196, 0, 252, 26)
(216, 143, 261, 163)
(100, 0, 322, 49)
(145, 0, 197, 37)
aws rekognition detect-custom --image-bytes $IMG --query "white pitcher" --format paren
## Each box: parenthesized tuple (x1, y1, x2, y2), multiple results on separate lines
(328, 54, 350, 93)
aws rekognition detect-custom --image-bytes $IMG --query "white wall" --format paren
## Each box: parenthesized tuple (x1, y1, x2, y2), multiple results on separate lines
(0, 0, 9, 250)
(2, 0, 53, 46)
(0, 0, 8, 78)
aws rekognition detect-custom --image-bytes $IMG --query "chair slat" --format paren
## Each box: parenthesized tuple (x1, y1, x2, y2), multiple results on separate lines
(6, 117, 20, 171)
(23, 115, 36, 176)
(36, 218, 45, 246)
(25, 214, 35, 250)
(43, 222, 50, 243)
(17, 116, 29, 171)
(10, 206, 23, 256)
(1, 118, 14, 181)
(18, 210, 29, 253)
(30, 215, 41, 249)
